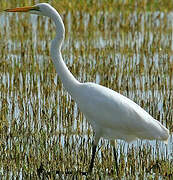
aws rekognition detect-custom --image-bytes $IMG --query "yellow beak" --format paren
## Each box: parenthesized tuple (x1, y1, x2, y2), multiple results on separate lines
(5, 6, 36, 12)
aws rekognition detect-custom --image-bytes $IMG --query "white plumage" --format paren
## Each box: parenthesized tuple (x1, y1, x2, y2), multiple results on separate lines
(75, 82, 169, 143)
(5, 3, 169, 174)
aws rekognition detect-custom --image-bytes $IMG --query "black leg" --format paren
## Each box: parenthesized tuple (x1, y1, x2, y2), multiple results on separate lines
(113, 146, 119, 177)
(88, 144, 97, 173)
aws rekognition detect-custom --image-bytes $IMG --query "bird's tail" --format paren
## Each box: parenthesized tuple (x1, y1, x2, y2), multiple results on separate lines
(156, 120, 169, 144)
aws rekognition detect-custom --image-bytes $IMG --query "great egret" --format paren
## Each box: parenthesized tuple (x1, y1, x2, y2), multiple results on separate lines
(5, 3, 169, 175)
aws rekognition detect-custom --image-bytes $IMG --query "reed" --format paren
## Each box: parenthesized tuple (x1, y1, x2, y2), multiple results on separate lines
(0, 0, 172, 179)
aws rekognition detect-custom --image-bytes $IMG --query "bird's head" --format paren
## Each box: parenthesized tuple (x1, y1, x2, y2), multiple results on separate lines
(5, 3, 54, 17)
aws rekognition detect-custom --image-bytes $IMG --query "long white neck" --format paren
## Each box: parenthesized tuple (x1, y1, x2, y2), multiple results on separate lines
(50, 9, 80, 97)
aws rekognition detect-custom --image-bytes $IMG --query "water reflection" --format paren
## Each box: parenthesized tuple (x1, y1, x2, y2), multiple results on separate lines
(0, 6, 172, 178)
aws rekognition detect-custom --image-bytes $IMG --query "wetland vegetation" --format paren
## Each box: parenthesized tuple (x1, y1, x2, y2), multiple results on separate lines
(0, 0, 173, 179)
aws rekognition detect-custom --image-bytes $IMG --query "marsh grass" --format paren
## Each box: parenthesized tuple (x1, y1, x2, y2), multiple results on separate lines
(0, 0, 173, 179)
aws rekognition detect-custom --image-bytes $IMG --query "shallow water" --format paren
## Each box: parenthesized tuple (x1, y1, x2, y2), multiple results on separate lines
(0, 1, 173, 179)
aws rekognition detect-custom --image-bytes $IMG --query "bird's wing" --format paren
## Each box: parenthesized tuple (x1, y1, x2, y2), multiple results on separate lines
(77, 83, 169, 142)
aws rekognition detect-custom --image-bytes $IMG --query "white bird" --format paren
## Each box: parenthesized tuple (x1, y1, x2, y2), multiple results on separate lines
(5, 3, 169, 175)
